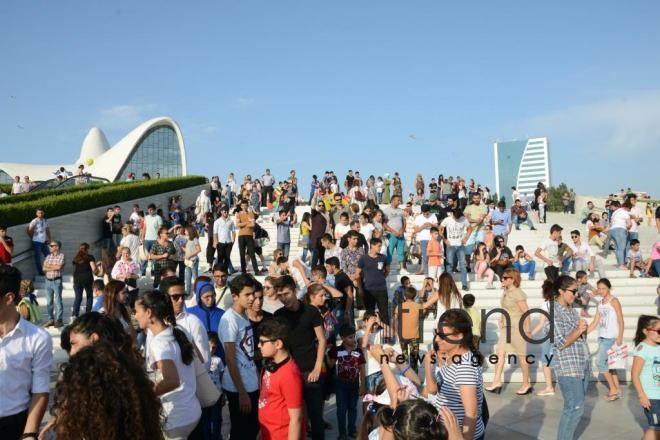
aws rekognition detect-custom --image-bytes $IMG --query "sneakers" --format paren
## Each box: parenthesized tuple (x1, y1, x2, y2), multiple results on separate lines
(399, 268, 410, 275)
(462, 285, 470, 291)
(43, 320, 55, 328)
(54, 320, 64, 328)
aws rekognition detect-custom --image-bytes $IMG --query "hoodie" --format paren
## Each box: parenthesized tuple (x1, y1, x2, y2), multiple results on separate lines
(188, 280, 225, 361)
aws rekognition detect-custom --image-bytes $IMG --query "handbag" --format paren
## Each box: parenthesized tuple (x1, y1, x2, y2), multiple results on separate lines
(194, 355, 220, 408)
(607, 343, 628, 369)
(138, 245, 149, 263)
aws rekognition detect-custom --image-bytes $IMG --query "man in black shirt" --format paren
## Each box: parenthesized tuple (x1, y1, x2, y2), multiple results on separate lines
(427, 194, 448, 223)
(112, 205, 123, 247)
(325, 256, 354, 323)
(273, 275, 326, 440)
(101, 207, 115, 251)
(356, 237, 390, 325)
(344, 170, 355, 193)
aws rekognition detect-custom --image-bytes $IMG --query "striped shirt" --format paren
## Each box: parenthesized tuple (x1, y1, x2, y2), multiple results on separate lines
(429, 351, 485, 439)
(547, 301, 589, 377)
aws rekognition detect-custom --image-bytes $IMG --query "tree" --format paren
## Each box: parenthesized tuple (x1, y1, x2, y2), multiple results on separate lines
(546, 183, 570, 212)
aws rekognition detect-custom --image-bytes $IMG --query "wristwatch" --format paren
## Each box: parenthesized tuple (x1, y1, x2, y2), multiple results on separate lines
(21, 434, 38, 440)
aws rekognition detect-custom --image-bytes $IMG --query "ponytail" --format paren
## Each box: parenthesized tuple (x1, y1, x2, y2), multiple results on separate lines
(137, 290, 194, 365)
(542, 275, 575, 301)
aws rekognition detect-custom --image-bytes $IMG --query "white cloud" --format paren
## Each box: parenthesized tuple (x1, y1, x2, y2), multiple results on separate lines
(521, 90, 660, 152)
(96, 104, 158, 130)
(235, 96, 255, 109)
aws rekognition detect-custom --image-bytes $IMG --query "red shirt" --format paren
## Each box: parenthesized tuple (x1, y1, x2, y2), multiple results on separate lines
(0, 236, 13, 264)
(258, 358, 304, 440)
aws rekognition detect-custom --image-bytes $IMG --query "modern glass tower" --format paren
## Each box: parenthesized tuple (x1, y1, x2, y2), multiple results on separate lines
(494, 137, 550, 205)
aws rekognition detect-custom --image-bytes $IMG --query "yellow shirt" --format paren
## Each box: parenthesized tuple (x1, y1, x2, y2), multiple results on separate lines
(466, 306, 482, 336)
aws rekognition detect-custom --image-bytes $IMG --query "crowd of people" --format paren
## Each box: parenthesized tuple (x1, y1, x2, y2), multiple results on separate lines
(0, 169, 659, 440)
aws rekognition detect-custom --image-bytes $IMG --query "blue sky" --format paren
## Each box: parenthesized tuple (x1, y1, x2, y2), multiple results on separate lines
(2, 1, 659, 197)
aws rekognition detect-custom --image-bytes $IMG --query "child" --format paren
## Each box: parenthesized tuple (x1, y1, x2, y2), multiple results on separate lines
(18, 279, 41, 324)
(631, 314, 660, 439)
(328, 325, 366, 439)
(427, 227, 444, 281)
(575, 270, 596, 317)
(394, 287, 423, 372)
(392, 276, 411, 312)
(473, 242, 495, 289)
(629, 239, 651, 278)
(207, 331, 224, 440)
(462, 293, 481, 351)
(421, 277, 437, 320)
(357, 312, 388, 395)
(257, 318, 304, 440)
(91, 279, 105, 312)
(483, 224, 495, 250)
(275, 210, 295, 259)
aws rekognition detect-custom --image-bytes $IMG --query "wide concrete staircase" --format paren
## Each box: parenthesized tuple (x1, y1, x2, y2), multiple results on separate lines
(35, 207, 659, 381)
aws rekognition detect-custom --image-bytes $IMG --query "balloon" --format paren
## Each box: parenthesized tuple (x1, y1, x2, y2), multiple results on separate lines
(86, 158, 94, 166)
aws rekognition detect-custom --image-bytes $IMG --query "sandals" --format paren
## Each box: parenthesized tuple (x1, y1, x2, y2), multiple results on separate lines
(603, 393, 620, 401)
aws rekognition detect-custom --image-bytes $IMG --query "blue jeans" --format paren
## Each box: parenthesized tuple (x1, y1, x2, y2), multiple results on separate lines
(513, 215, 535, 230)
(609, 228, 628, 266)
(45, 278, 63, 322)
(420, 240, 429, 271)
(184, 258, 199, 295)
(32, 241, 49, 276)
(513, 260, 536, 280)
(446, 245, 468, 288)
(72, 281, 93, 317)
(596, 337, 616, 373)
(336, 380, 359, 436)
(557, 368, 590, 440)
(387, 234, 406, 265)
(140, 240, 156, 275)
(277, 242, 290, 259)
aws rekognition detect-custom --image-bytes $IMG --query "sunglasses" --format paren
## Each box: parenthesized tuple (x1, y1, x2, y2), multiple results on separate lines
(565, 288, 578, 294)
(647, 328, 660, 333)
(502, 276, 511, 280)
(49, 244, 59, 248)
(258, 338, 276, 346)
(169, 294, 185, 302)
(571, 235, 579, 239)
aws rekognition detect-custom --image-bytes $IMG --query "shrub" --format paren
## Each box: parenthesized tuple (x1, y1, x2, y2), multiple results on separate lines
(0, 176, 207, 227)
(0, 184, 11, 195)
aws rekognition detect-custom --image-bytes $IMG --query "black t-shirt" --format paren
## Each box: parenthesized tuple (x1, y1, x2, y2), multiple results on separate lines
(73, 254, 96, 284)
(489, 246, 514, 265)
(358, 253, 388, 291)
(333, 271, 354, 310)
(101, 218, 114, 239)
(429, 204, 448, 223)
(345, 175, 355, 188)
(112, 214, 122, 233)
(656, 206, 660, 220)
(274, 302, 323, 372)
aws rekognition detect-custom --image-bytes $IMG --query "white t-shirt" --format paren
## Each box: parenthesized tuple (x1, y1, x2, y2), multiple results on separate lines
(335, 223, 351, 240)
(29, 218, 49, 243)
(567, 241, 593, 263)
(218, 308, 259, 393)
(144, 214, 163, 241)
(538, 238, 560, 267)
(356, 329, 383, 377)
(610, 208, 630, 230)
(629, 206, 643, 233)
(414, 213, 438, 241)
(360, 223, 375, 242)
(440, 217, 469, 246)
(146, 326, 201, 430)
(176, 311, 211, 367)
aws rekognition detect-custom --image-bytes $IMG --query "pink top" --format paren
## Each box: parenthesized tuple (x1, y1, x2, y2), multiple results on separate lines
(651, 241, 660, 260)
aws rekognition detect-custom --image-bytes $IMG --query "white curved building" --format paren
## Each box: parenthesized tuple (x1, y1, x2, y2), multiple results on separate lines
(494, 137, 551, 205)
(0, 116, 187, 183)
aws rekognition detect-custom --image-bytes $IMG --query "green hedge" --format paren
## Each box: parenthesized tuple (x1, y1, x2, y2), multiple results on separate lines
(0, 184, 11, 195)
(0, 180, 118, 205)
(0, 176, 207, 227)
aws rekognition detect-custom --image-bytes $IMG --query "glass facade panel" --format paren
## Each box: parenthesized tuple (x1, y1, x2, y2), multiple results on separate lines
(0, 170, 14, 184)
(117, 126, 183, 180)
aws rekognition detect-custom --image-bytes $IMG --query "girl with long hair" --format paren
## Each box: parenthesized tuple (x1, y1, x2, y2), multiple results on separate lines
(423, 272, 463, 329)
(587, 278, 625, 401)
(72, 242, 98, 317)
(473, 242, 495, 289)
(65, 311, 141, 362)
(101, 280, 135, 341)
(135, 289, 201, 439)
(632, 315, 660, 439)
(424, 309, 486, 439)
(50, 343, 163, 440)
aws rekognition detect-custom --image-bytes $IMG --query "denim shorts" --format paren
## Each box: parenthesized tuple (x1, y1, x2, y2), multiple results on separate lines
(366, 371, 383, 392)
(596, 337, 616, 373)
(541, 340, 553, 366)
(644, 399, 660, 430)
